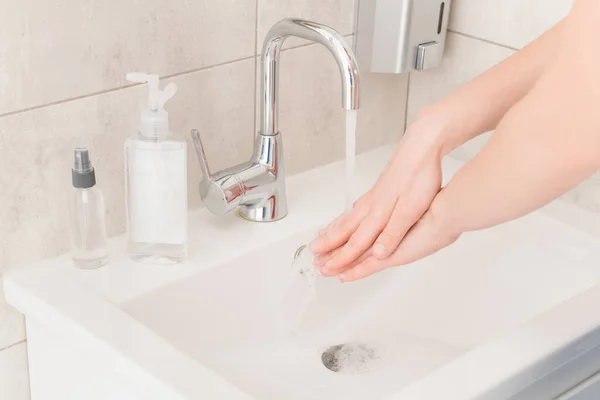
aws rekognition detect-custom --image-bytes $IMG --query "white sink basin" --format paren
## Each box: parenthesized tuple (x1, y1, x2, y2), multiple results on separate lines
(6, 145, 600, 400)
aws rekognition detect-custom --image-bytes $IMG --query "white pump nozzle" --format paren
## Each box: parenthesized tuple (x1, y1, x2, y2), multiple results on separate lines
(126, 72, 177, 138)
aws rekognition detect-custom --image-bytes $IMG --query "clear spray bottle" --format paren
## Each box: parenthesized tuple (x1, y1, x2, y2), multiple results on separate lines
(68, 148, 108, 269)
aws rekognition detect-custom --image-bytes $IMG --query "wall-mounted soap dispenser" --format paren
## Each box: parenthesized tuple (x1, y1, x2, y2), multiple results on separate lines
(357, 0, 451, 73)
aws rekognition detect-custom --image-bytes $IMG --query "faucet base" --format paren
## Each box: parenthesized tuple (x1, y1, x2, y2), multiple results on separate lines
(239, 202, 288, 222)
(238, 133, 288, 222)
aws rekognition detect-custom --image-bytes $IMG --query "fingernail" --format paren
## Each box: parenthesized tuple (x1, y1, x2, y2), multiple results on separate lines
(309, 241, 319, 252)
(321, 261, 335, 276)
(338, 272, 347, 282)
(374, 243, 387, 256)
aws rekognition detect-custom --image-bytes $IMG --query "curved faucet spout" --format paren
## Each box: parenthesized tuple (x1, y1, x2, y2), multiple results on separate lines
(260, 19, 360, 136)
(191, 19, 361, 223)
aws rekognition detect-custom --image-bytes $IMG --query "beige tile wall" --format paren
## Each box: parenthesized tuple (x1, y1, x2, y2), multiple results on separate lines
(407, 1, 600, 212)
(0, 1, 256, 115)
(273, 39, 407, 176)
(0, 1, 408, 398)
(0, 342, 30, 398)
(449, 0, 573, 49)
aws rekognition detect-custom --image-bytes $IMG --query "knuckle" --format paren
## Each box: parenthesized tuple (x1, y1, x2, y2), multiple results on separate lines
(321, 237, 341, 250)
(327, 220, 341, 233)
(345, 237, 363, 254)
(354, 192, 372, 208)
(402, 202, 427, 219)
(341, 240, 367, 262)
(379, 230, 402, 244)
(340, 218, 358, 233)
(332, 214, 353, 232)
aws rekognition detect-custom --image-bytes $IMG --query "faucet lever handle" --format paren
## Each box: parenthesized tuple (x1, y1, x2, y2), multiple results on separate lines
(190, 129, 213, 181)
(190, 129, 244, 215)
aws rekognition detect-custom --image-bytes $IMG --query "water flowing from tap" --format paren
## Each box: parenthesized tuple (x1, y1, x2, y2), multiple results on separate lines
(280, 111, 359, 333)
(345, 110, 358, 212)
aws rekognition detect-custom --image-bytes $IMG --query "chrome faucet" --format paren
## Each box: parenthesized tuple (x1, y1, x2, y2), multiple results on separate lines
(191, 19, 360, 222)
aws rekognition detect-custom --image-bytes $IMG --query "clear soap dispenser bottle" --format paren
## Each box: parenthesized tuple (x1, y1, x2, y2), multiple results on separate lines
(124, 73, 187, 264)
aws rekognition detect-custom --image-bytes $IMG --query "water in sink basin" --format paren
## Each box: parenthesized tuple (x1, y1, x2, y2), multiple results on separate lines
(121, 212, 600, 399)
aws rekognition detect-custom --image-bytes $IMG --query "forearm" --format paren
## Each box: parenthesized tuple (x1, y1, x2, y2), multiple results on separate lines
(432, 2, 600, 234)
(423, 20, 565, 155)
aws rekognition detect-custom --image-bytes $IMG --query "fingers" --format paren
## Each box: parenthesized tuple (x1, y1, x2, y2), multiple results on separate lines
(318, 205, 393, 274)
(372, 201, 422, 259)
(340, 211, 460, 282)
(317, 248, 343, 277)
(338, 228, 425, 283)
(338, 257, 389, 282)
(328, 249, 373, 279)
(313, 248, 338, 269)
(309, 201, 368, 255)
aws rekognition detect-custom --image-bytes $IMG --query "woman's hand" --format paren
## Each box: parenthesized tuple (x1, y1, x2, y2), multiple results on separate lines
(320, 0, 600, 284)
(309, 116, 446, 279)
(307, 15, 568, 282)
(332, 203, 461, 282)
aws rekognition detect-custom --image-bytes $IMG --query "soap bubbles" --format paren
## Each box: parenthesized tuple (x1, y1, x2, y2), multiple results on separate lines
(279, 245, 320, 333)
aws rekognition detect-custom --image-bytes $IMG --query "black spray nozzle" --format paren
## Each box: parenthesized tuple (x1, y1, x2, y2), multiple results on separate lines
(72, 148, 96, 189)
(73, 148, 93, 174)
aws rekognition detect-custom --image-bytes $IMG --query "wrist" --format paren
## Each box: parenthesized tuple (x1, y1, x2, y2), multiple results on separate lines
(411, 105, 460, 157)
(427, 191, 462, 241)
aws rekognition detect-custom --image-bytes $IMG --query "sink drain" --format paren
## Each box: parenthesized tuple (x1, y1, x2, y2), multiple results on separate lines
(321, 343, 377, 373)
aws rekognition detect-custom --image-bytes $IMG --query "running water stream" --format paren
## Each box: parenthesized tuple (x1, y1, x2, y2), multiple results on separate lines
(345, 110, 358, 211)
(281, 110, 358, 333)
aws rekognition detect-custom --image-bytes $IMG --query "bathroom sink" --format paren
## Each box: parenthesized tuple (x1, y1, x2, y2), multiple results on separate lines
(121, 215, 600, 400)
(6, 145, 600, 400)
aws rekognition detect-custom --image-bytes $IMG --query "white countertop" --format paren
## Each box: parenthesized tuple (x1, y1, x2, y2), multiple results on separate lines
(6, 144, 600, 400)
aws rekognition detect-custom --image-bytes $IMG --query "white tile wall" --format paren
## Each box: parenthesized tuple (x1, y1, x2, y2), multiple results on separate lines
(0, 1, 408, 398)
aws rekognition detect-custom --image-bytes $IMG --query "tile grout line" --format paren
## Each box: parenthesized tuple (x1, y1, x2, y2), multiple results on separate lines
(448, 30, 519, 52)
(0, 55, 257, 120)
(256, 33, 355, 57)
(0, 32, 355, 122)
(0, 84, 138, 120)
(161, 55, 256, 80)
(0, 339, 26, 353)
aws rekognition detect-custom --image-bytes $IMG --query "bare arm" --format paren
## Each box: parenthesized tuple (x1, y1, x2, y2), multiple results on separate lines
(424, 19, 565, 154)
(310, 19, 566, 276)
(335, 0, 600, 281)
(432, 0, 600, 233)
